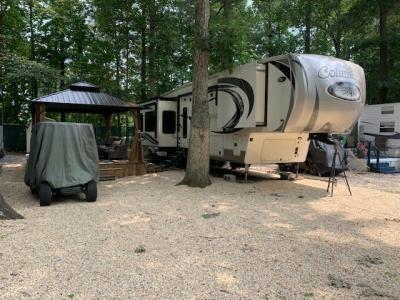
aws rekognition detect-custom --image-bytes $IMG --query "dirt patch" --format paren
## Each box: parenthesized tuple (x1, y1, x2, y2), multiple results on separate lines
(202, 212, 220, 219)
(1, 154, 399, 299)
(356, 255, 384, 267)
(327, 274, 351, 289)
(358, 284, 397, 299)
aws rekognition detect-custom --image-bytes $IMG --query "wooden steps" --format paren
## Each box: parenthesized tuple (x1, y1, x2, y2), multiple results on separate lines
(99, 159, 149, 180)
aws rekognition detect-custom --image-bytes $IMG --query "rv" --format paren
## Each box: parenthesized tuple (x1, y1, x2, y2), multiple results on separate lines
(140, 54, 365, 169)
(359, 103, 400, 157)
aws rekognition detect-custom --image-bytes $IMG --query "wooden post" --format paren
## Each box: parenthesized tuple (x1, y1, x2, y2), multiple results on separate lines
(104, 113, 112, 144)
(129, 108, 146, 176)
(33, 103, 46, 124)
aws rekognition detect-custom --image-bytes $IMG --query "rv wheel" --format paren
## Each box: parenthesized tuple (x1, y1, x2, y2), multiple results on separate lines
(38, 183, 52, 206)
(85, 181, 97, 202)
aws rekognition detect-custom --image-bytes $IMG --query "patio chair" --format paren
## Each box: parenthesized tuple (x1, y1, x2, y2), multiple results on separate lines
(105, 137, 128, 160)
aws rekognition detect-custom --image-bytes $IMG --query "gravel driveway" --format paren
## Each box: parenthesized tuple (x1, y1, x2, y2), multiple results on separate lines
(1, 154, 399, 299)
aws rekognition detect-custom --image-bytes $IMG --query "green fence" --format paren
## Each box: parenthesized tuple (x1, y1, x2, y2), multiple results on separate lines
(3, 124, 26, 152)
(93, 126, 135, 145)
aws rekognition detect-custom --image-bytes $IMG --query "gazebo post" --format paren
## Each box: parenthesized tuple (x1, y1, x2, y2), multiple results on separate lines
(128, 108, 146, 176)
(104, 112, 112, 144)
(33, 103, 46, 125)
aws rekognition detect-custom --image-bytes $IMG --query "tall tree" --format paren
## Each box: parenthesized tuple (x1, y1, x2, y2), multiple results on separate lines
(179, 0, 211, 188)
(378, 0, 388, 103)
(304, 0, 312, 53)
(27, 0, 38, 98)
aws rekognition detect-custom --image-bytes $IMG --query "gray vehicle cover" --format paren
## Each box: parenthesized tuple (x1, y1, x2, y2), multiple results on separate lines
(25, 122, 99, 189)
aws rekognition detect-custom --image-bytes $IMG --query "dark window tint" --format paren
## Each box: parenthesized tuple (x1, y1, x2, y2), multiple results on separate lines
(182, 107, 188, 138)
(381, 106, 394, 115)
(162, 111, 176, 134)
(380, 121, 395, 133)
(144, 111, 156, 132)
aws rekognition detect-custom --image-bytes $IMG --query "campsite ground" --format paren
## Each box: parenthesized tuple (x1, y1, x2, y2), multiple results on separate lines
(0, 153, 399, 300)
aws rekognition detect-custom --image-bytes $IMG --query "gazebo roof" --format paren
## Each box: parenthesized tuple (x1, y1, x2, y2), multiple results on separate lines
(32, 81, 140, 114)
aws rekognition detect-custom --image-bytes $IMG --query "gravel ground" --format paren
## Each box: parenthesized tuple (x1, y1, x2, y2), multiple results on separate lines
(0, 154, 399, 299)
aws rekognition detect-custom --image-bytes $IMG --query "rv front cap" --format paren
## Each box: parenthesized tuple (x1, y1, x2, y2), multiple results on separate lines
(318, 66, 353, 79)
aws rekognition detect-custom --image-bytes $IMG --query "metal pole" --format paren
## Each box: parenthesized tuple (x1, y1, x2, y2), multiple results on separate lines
(337, 149, 352, 196)
(331, 149, 337, 197)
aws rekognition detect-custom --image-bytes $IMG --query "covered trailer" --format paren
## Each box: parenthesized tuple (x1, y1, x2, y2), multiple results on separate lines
(140, 54, 365, 167)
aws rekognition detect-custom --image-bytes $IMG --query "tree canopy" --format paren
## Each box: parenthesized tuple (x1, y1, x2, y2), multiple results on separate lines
(0, 0, 399, 124)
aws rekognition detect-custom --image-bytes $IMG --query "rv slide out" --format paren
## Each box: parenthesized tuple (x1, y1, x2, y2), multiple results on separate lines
(140, 54, 365, 167)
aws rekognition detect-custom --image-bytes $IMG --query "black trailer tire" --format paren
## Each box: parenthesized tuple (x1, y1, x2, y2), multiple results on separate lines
(86, 181, 97, 202)
(38, 183, 52, 206)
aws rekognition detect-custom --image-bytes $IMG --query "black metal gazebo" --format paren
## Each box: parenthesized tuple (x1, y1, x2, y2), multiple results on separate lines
(31, 81, 145, 176)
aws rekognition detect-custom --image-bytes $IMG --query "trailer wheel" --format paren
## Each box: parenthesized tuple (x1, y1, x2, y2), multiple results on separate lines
(38, 182, 52, 206)
(85, 181, 97, 202)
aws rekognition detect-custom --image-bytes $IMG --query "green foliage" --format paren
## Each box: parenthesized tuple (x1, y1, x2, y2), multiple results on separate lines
(0, 54, 61, 83)
(0, 0, 399, 124)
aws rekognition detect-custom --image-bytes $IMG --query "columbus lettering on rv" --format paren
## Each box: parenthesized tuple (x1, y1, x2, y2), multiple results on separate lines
(318, 66, 353, 79)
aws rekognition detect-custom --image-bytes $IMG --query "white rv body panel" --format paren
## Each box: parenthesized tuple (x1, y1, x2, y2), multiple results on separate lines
(140, 54, 365, 165)
(359, 103, 400, 157)
(156, 101, 177, 147)
(245, 132, 309, 164)
(141, 100, 178, 153)
(359, 103, 400, 138)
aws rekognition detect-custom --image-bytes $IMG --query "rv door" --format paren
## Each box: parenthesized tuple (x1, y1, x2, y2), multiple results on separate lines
(179, 96, 191, 148)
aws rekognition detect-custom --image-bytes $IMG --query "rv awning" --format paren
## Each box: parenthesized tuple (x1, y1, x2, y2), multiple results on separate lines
(31, 81, 140, 114)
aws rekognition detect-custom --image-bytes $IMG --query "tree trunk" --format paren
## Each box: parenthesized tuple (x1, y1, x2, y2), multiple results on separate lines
(29, 0, 38, 98)
(333, 0, 342, 58)
(140, 6, 147, 102)
(222, 0, 233, 71)
(378, 0, 388, 103)
(304, 0, 311, 53)
(148, 0, 156, 97)
(178, 0, 211, 188)
(125, 24, 129, 92)
(115, 24, 121, 86)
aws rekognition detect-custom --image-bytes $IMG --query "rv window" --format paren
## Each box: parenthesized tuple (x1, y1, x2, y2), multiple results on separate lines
(379, 121, 395, 133)
(381, 106, 394, 115)
(162, 111, 176, 134)
(144, 111, 156, 132)
(183, 107, 188, 138)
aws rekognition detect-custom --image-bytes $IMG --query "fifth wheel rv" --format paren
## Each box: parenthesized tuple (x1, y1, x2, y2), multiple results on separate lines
(140, 54, 365, 168)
